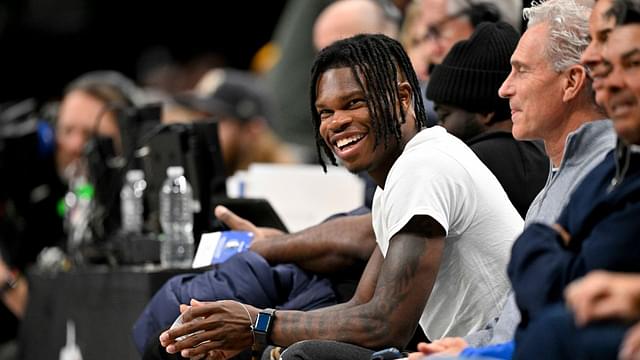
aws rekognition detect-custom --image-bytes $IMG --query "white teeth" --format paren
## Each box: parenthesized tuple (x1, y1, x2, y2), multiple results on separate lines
(613, 103, 633, 115)
(336, 134, 364, 149)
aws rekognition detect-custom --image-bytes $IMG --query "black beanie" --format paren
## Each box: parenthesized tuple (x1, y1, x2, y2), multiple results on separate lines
(426, 21, 520, 117)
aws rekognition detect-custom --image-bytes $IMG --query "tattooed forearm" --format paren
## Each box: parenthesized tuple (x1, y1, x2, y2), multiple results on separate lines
(269, 216, 445, 349)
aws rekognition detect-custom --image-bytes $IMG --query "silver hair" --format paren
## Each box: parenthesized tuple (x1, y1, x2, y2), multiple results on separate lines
(523, 0, 594, 72)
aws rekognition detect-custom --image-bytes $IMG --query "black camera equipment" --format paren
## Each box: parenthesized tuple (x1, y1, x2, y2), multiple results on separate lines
(139, 120, 227, 239)
(80, 103, 163, 264)
(0, 99, 65, 268)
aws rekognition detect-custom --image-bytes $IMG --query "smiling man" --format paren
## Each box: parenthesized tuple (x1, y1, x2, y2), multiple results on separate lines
(600, 9, 640, 143)
(582, 0, 617, 106)
(158, 34, 523, 360)
(507, 1, 640, 358)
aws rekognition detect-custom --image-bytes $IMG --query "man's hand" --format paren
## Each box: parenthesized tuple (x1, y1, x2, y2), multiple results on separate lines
(620, 322, 640, 360)
(565, 271, 640, 326)
(0, 256, 27, 318)
(214, 205, 284, 256)
(160, 299, 257, 359)
(197, 349, 242, 360)
(407, 338, 468, 359)
(551, 223, 571, 246)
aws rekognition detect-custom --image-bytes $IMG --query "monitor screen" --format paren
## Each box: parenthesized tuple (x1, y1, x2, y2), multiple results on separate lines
(140, 120, 227, 241)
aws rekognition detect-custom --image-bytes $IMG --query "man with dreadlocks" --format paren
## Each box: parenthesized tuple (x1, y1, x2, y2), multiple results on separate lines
(158, 34, 522, 360)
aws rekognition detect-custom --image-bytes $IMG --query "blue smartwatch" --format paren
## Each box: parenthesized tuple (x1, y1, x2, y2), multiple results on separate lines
(254, 308, 276, 348)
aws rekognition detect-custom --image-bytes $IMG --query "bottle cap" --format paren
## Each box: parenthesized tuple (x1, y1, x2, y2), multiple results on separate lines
(126, 169, 145, 182)
(75, 184, 94, 199)
(166, 166, 185, 177)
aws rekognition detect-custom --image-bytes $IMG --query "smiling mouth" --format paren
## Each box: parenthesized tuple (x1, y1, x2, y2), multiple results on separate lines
(612, 104, 635, 117)
(610, 97, 637, 118)
(335, 134, 365, 151)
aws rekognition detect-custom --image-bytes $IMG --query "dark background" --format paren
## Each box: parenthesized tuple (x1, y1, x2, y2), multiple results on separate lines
(0, 0, 287, 103)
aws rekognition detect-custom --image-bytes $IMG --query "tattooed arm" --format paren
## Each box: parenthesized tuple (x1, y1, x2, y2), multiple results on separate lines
(215, 206, 376, 274)
(271, 214, 445, 348)
(160, 215, 445, 357)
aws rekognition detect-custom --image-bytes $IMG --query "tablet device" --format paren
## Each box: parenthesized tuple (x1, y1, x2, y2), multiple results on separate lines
(211, 197, 288, 233)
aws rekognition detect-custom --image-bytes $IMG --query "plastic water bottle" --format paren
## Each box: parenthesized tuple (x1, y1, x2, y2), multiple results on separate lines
(63, 158, 94, 263)
(120, 169, 146, 233)
(59, 320, 83, 360)
(159, 166, 194, 268)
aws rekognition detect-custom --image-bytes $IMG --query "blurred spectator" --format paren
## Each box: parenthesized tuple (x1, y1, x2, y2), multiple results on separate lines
(313, 0, 400, 50)
(448, 0, 523, 32)
(0, 70, 140, 359)
(56, 71, 136, 181)
(171, 68, 297, 176)
(399, 0, 520, 127)
(137, 48, 226, 95)
(410, 0, 521, 79)
(400, 0, 434, 82)
(262, 0, 333, 162)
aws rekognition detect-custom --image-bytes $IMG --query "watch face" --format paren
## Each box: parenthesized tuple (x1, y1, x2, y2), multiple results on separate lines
(255, 312, 272, 332)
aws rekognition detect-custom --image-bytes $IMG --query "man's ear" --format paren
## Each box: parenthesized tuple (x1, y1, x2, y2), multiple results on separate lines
(562, 64, 588, 102)
(398, 82, 413, 113)
(476, 112, 495, 126)
(244, 118, 267, 137)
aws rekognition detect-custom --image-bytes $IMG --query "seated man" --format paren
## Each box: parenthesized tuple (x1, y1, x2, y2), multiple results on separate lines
(426, 20, 548, 217)
(159, 34, 522, 360)
(167, 68, 298, 177)
(513, 2, 640, 358)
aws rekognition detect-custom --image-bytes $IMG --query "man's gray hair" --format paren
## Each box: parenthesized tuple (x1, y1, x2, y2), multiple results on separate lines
(524, 0, 593, 72)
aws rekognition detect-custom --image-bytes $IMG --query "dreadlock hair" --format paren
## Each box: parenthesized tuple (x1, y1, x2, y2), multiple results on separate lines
(309, 33, 429, 171)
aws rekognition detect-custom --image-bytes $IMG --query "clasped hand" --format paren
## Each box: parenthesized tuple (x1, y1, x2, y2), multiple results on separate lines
(160, 299, 258, 360)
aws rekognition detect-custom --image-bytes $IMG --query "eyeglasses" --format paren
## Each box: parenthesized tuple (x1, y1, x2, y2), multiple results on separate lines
(423, 11, 468, 42)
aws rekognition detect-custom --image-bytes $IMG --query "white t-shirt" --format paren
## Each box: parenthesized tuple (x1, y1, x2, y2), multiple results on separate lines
(372, 126, 523, 341)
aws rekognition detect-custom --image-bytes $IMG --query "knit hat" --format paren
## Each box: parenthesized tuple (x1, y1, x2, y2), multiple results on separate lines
(426, 21, 519, 117)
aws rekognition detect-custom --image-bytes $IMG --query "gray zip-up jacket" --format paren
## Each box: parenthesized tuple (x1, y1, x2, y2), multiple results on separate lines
(464, 119, 616, 347)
